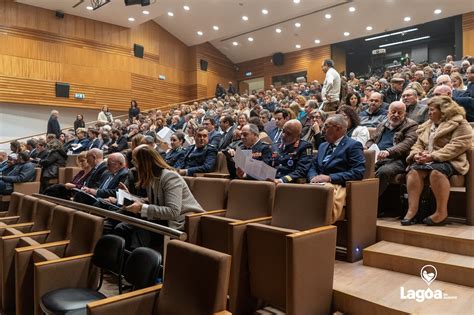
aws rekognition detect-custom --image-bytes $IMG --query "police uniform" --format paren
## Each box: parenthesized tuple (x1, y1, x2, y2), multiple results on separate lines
(226, 140, 272, 179)
(175, 144, 218, 176)
(165, 147, 187, 168)
(272, 139, 312, 183)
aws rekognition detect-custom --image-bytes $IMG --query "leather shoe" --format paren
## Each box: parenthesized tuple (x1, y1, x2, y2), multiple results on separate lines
(423, 216, 448, 226)
(401, 217, 417, 226)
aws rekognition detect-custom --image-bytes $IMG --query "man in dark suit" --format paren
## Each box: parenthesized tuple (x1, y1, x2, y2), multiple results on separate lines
(268, 108, 291, 147)
(46, 110, 61, 139)
(308, 114, 365, 222)
(176, 128, 217, 176)
(0, 152, 36, 195)
(203, 117, 222, 147)
(83, 148, 107, 189)
(217, 115, 235, 151)
(106, 129, 128, 153)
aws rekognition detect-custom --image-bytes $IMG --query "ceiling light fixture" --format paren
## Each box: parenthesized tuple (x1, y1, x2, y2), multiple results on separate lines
(197, 31, 203, 36)
(366, 26, 373, 31)
(86, 6, 93, 10)
(404, 16, 411, 22)
(314, 39, 321, 44)
(293, 0, 300, 3)
(295, 44, 301, 49)
(434, 9, 442, 14)
(262, 9, 268, 15)
(295, 22, 301, 27)
(344, 32, 350, 36)
(365, 28, 418, 41)
(242, 15, 249, 21)
(167, 12, 174, 16)
(275, 28, 282, 33)
(248, 37, 254, 42)
(379, 35, 430, 48)
(349, 7, 356, 12)
(183, 5, 190, 11)
(142, 10, 149, 15)
(213, 26, 219, 31)
(89, 0, 110, 11)
(325, 13, 332, 19)
(128, 17, 135, 21)
(232, 41, 239, 46)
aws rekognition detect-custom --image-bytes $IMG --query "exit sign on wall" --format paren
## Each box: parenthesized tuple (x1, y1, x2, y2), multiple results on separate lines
(74, 93, 85, 99)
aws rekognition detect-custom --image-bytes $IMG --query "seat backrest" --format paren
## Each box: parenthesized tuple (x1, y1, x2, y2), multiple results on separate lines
(92, 235, 125, 275)
(226, 180, 274, 220)
(156, 240, 231, 315)
(65, 212, 104, 257)
(33, 168, 41, 182)
(192, 178, 229, 210)
(183, 176, 195, 191)
(45, 206, 76, 242)
(123, 247, 161, 290)
(363, 150, 375, 179)
(271, 184, 333, 230)
(30, 199, 55, 232)
(6, 192, 23, 216)
(17, 195, 37, 223)
(66, 155, 79, 167)
(64, 167, 82, 184)
(216, 152, 229, 174)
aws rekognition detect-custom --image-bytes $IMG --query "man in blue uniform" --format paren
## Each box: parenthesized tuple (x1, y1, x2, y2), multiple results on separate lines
(272, 120, 312, 183)
(176, 127, 218, 176)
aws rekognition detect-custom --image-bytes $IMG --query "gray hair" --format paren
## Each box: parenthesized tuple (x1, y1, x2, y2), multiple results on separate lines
(246, 124, 260, 136)
(142, 135, 155, 145)
(327, 114, 348, 130)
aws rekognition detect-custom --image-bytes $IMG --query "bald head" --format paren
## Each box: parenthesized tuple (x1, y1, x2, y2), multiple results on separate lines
(433, 85, 452, 97)
(282, 119, 302, 145)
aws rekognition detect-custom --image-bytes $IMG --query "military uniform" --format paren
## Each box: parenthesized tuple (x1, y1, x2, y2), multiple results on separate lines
(225, 140, 272, 179)
(165, 147, 187, 168)
(175, 144, 217, 176)
(272, 139, 312, 183)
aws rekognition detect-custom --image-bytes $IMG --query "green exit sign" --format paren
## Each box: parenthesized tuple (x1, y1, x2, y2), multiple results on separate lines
(74, 93, 85, 99)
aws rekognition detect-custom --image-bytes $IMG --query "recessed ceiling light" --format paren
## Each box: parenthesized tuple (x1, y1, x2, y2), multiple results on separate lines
(167, 12, 174, 17)
(404, 16, 411, 22)
(142, 10, 149, 15)
(128, 17, 135, 22)
(314, 39, 321, 44)
(349, 7, 356, 12)
(325, 13, 332, 19)
(344, 32, 350, 36)
(295, 44, 301, 49)
(366, 26, 373, 31)
(293, 0, 300, 3)
(183, 5, 190, 11)
(275, 28, 282, 33)
(213, 25, 219, 31)
(248, 37, 254, 42)
(232, 41, 239, 46)
(197, 31, 203, 36)
(262, 9, 268, 15)
(242, 15, 249, 21)
(86, 6, 93, 10)
(295, 22, 301, 28)
(434, 9, 442, 14)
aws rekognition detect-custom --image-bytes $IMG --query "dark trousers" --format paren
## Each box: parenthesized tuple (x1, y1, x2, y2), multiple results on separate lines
(43, 184, 72, 200)
(0, 181, 12, 195)
(375, 159, 406, 196)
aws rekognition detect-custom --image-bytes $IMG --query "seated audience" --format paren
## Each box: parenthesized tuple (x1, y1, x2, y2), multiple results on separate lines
(269, 108, 291, 146)
(87, 128, 102, 150)
(272, 119, 312, 183)
(0, 151, 7, 173)
(82, 148, 107, 189)
(176, 127, 218, 176)
(384, 77, 404, 104)
(106, 129, 128, 153)
(402, 88, 429, 124)
(359, 92, 388, 127)
(70, 128, 90, 154)
(403, 96, 472, 226)
(365, 101, 418, 196)
(165, 132, 187, 168)
(44, 151, 92, 199)
(301, 109, 328, 150)
(432, 85, 474, 122)
(202, 117, 222, 147)
(0, 152, 35, 195)
(307, 114, 366, 222)
(337, 105, 370, 146)
(217, 115, 236, 151)
(345, 92, 362, 113)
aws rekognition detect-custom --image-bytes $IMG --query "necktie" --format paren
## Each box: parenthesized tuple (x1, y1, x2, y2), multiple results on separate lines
(274, 129, 282, 142)
(100, 175, 113, 190)
(323, 144, 335, 164)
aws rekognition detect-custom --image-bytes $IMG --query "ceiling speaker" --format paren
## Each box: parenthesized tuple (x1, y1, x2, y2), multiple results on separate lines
(273, 53, 284, 66)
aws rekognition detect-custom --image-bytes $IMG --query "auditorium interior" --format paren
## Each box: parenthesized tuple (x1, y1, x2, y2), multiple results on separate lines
(0, 0, 473, 314)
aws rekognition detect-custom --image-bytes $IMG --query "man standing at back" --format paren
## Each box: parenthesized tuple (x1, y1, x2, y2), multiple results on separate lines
(321, 59, 341, 112)
(47, 110, 61, 139)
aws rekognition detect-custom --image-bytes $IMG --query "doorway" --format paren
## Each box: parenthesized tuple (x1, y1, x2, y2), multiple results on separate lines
(239, 77, 264, 95)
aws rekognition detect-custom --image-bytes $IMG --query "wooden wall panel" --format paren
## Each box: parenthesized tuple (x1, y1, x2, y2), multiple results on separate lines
(236, 45, 331, 89)
(462, 12, 474, 57)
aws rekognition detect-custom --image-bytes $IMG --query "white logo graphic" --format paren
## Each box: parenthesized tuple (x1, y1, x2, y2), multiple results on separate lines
(400, 264, 457, 302)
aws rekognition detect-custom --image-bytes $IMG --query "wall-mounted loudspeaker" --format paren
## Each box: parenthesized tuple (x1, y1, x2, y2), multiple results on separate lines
(200, 59, 208, 71)
(55, 82, 70, 98)
(272, 52, 284, 66)
(55, 11, 64, 19)
(133, 44, 144, 58)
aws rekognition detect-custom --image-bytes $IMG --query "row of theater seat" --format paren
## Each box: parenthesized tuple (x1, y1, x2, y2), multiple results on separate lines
(0, 192, 104, 315)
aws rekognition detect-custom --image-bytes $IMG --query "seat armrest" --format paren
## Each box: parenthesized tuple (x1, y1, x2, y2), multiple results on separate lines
(87, 284, 161, 315)
(1, 222, 34, 234)
(202, 173, 231, 179)
(0, 216, 20, 224)
(3, 230, 50, 241)
(185, 210, 227, 244)
(15, 240, 70, 254)
(229, 216, 272, 227)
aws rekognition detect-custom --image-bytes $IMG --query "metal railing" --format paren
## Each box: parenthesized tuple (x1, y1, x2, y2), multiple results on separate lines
(33, 193, 187, 241)
(0, 96, 212, 145)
